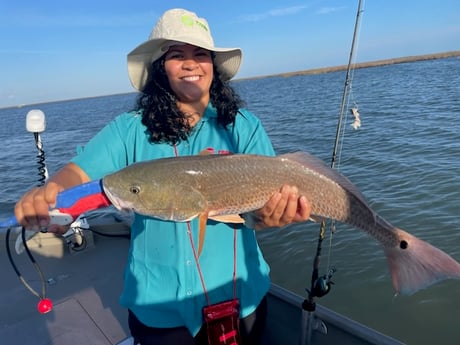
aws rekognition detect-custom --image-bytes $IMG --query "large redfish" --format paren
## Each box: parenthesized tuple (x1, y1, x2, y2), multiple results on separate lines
(102, 152, 460, 295)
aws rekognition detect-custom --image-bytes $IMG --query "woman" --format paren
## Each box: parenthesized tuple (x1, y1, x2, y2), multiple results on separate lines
(15, 8, 311, 345)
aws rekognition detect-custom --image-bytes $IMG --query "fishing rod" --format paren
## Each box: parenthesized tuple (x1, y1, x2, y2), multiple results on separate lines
(300, 0, 365, 344)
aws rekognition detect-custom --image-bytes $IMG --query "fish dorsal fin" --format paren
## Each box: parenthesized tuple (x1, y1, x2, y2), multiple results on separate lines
(280, 151, 369, 206)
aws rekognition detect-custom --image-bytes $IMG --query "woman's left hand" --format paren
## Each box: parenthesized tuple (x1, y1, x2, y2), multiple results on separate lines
(243, 185, 311, 230)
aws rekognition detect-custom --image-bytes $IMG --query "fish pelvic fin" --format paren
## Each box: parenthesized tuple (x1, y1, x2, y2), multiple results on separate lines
(197, 213, 208, 257)
(208, 214, 245, 224)
(384, 228, 460, 295)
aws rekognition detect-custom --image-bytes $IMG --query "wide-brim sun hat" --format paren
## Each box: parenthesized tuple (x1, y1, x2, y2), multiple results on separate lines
(127, 8, 242, 92)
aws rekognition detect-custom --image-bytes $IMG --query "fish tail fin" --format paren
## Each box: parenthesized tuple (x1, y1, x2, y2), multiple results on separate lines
(384, 228, 460, 295)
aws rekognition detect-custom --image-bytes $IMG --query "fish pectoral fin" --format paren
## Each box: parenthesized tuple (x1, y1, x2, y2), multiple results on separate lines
(208, 214, 245, 224)
(197, 213, 208, 257)
(170, 186, 208, 221)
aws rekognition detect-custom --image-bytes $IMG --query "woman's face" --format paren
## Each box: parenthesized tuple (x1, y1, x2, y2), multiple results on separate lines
(164, 44, 213, 104)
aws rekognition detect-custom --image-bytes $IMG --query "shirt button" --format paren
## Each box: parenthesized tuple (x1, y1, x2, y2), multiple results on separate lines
(186, 260, 192, 266)
(186, 290, 192, 296)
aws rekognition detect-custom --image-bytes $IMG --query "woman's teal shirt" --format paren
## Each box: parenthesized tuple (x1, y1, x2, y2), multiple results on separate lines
(71, 105, 275, 336)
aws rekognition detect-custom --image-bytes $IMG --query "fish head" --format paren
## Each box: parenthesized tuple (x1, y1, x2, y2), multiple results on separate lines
(102, 168, 155, 214)
(101, 160, 208, 222)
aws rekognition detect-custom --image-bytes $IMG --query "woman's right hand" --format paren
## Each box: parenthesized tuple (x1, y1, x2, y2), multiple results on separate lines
(14, 163, 90, 233)
(14, 181, 65, 233)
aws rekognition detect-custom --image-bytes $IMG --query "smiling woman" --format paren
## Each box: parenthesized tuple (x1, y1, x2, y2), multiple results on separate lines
(126, 8, 242, 93)
(127, 8, 245, 145)
(163, 44, 214, 122)
(12, 7, 311, 345)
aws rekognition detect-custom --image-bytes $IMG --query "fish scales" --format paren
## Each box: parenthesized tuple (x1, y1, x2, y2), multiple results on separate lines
(197, 154, 398, 246)
(103, 153, 399, 246)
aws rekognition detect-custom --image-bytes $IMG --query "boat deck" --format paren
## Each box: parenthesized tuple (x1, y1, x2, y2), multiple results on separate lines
(1, 228, 129, 345)
(0, 220, 405, 345)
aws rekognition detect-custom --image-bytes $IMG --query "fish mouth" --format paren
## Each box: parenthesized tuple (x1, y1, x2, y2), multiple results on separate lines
(102, 185, 134, 213)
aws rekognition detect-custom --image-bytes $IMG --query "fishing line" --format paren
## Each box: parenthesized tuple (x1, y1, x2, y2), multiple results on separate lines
(324, 220, 336, 274)
(5, 216, 128, 313)
(5, 226, 53, 314)
(5, 227, 47, 299)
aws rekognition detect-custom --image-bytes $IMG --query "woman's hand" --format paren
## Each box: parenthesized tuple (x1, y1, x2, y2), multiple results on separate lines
(14, 181, 65, 233)
(14, 163, 90, 234)
(243, 185, 311, 230)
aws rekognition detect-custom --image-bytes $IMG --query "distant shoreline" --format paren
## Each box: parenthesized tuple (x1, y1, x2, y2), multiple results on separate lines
(236, 50, 460, 81)
(3, 51, 459, 110)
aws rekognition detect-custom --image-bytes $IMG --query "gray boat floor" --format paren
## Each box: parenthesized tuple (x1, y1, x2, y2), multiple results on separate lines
(0, 225, 404, 345)
(1, 228, 129, 345)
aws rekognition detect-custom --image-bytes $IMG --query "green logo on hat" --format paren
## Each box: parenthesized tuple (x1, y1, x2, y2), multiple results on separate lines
(181, 15, 194, 26)
(181, 15, 208, 32)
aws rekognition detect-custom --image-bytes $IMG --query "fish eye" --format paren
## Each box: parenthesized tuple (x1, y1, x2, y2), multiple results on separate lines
(129, 185, 141, 195)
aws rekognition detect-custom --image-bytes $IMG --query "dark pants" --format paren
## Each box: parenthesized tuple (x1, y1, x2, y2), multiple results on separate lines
(128, 296, 267, 345)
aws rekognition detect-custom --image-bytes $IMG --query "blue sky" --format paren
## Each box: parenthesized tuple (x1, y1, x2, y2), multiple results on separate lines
(1, 0, 459, 108)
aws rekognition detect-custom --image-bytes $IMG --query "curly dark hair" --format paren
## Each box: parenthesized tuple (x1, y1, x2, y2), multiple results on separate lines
(134, 54, 244, 145)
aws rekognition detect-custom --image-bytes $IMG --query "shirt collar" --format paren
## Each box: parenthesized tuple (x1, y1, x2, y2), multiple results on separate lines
(201, 103, 218, 122)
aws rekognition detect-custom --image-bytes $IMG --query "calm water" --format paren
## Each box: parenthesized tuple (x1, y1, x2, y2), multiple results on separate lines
(1, 57, 459, 344)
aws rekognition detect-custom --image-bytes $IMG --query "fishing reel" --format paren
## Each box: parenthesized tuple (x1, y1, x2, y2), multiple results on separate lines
(310, 267, 336, 298)
(61, 216, 90, 252)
